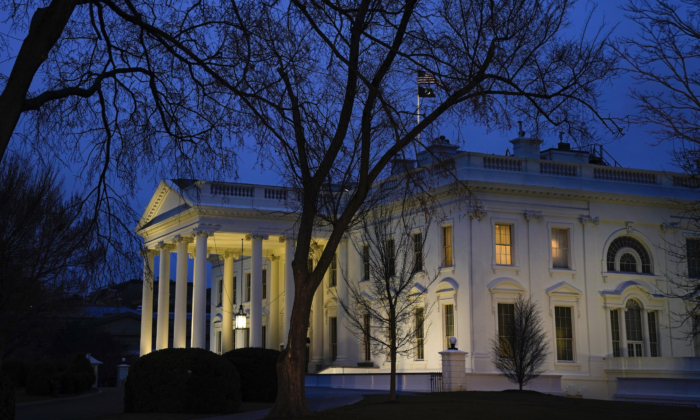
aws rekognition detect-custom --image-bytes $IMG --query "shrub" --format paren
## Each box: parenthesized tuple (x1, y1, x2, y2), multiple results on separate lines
(124, 348, 241, 414)
(222, 348, 280, 403)
(56, 372, 75, 395)
(0, 374, 15, 420)
(65, 354, 95, 393)
(25, 361, 58, 396)
(0, 360, 27, 388)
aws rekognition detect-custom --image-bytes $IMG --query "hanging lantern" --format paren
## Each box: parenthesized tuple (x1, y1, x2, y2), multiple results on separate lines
(235, 305, 247, 329)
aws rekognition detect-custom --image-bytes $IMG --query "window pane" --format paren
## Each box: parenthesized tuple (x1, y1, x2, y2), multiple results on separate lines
(688, 239, 700, 278)
(330, 317, 338, 361)
(444, 304, 454, 349)
(414, 232, 423, 272)
(606, 236, 651, 273)
(218, 279, 223, 305)
(555, 306, 573, 361)
(246, 273, 251, 302)
(363, 245, 370, 281)
(363, 313, 371, 361)
(694, 316, 700, 357)
(611, 310, 620, 357)
(262, 269, 267, 299)
(415, 308, 424, 360)
(625, 300, 643, 343)
(619, 253, 637, 273)
(443, 227, 453, 266)
(552, 228, 569, 269)
(495, 225, 512, 265)
(233, 276, 237, 305)
(330, 254, 337, 287)
(498, 303, 515, 357)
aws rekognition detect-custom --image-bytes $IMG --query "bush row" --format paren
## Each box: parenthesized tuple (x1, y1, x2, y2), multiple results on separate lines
(222, 348, 280, 403)
(21, 354, 95, 396)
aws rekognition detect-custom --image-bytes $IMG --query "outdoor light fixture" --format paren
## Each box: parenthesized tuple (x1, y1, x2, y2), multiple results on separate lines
(235, 304, 247, 329)
(449, 336, 457, 350)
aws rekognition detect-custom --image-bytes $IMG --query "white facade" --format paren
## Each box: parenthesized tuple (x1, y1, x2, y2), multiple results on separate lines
(137, 137, 700, 402)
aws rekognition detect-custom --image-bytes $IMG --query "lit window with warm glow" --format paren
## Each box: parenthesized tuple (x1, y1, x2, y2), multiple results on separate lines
(551, 228, 569, 268)
(495, 224, 512, 265)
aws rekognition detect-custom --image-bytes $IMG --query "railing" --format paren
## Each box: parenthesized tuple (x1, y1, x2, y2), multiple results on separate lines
(483, 157, 522, 172)
(594, 168, 657, 185)
(264, 188, 287, 200)
(672, 175, 700, 188)
(540, 162, 577, 177)
(211, 183, 254, 197)
(430, 372, 443, 392)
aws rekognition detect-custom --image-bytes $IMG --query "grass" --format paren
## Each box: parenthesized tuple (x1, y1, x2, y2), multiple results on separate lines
(83, 401, 274, 420)
(14, 387, 99, 404)
(318, 391, 696, 420)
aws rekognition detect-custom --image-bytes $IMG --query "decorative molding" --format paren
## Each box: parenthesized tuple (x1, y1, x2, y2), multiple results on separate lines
(173, 234, 194, 244)
(192, 228, 214, 237)
(156, 241, 174, 251)
(625, 221, 634, 234)
(524, 211, 544, 222)
(578, 215, 599, 226)
(139, 248, 158, 257)
(660, 222, 679, 232)
(252, 234, 270, 240)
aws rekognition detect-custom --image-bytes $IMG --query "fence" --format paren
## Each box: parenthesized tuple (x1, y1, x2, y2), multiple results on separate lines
(430, 372, 443, 392)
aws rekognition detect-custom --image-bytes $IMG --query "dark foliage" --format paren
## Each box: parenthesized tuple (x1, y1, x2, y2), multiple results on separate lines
(61, 354, 95, 393)
(492, 296, 548, 391)
(124, 348, 240, 414)
(0, 374, 15, 420)
(0, 361, 26, 388)
(25, 361, 58, 396)
(222, 348, 280, 403)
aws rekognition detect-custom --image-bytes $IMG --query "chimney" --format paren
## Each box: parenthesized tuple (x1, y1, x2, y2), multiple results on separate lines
(557, 132, 570, 151)
(509, 121, 543, 159)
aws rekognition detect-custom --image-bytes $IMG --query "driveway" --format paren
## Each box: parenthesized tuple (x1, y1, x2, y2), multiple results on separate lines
(16, 388, 124, 420)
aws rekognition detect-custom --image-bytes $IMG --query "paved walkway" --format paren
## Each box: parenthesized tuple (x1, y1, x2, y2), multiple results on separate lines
(16, 388, 124, 420)
(204, 388, 408, 420)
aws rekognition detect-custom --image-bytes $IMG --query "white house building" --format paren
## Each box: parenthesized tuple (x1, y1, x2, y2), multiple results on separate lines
(137, 132, 700, 403)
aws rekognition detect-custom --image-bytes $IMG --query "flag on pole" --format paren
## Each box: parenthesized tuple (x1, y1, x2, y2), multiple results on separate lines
(418, 86, 436, 98)
(417, 70, 439, 85)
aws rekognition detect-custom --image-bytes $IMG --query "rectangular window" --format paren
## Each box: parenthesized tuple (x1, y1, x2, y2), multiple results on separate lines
(498, 303, 515, 357)
(217, 331, 222, 354)
(555, 306, 574, 361)
(233, 276, 237, 305)
(245, 328, 250, 348)
(330, 254, 338, 287)
(444, 304, 454, 350)
(551, 228, 569, 269)
(330, 317, 338, 361)
(611, 310, 621, 357)
(495, 224, 512, 265)
(363, 313, 371, 361)
(362, 245, 370, 281)
(688, 238, 700, 278)
(245, 273, 251, 302)
(262, 325, 267, 349)
(415, 307, 425, 360)
(443, 226, 453, 267)
(217, 279, 223, 306)
(262, 269, 267, 299)
(648, 312, 658, 357)
(413, 232, 423, 272)
(387, 239, 396, 277)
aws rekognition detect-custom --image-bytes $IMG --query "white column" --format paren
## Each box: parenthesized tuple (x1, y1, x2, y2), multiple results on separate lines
(311, 247, 324, 368)
(250, 234, 267, 347)
(620, 308, 628, 357)
(605, 308, 614, 357)
(173, 237, 191, 348)
(139, 250, 156, 356)
(284, 236, 295, 345)
(191, 230, 209, 349)
(334, 238, 349, 365)
(641, 309, 651, 357)
(270, 256, 280, 350)
(222, 252, 235, 353)
(156, 243, 172, 350)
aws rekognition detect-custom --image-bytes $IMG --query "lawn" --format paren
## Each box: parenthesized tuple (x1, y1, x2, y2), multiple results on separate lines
(320, 391, 696, 420)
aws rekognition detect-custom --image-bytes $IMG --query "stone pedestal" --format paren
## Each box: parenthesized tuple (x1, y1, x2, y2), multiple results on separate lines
(439, 350, 468, 392)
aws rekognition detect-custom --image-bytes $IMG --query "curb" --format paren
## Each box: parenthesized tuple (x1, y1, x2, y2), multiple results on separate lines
(16, 389, 103, 407)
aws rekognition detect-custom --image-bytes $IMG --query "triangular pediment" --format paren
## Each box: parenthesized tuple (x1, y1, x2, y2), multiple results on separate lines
(545, 281, 582, 297)
(137, 180, 193, 231)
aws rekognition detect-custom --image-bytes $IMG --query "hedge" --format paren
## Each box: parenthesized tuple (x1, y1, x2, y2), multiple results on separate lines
(222, 348, 280, 402)
(25, 361, 58, 396)
(0, 374, 14, 420)
(63, 354, 95, 393)
(124, 348, 241, 414)
(0, 360, 26, 388)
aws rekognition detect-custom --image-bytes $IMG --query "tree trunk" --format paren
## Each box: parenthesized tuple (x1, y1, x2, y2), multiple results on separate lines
(389, 310, 397, 401)
(0, 0, 77, 161)
(267, 280, 314, 418)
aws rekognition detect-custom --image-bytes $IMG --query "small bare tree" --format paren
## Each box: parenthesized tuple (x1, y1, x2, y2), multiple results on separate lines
(491, 296, 548, 391)
(338, 204, 439, 401)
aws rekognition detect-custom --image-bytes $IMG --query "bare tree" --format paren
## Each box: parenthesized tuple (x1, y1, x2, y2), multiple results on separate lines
(0, 154, 107, 369)
(491, 296, 548, 391)
(337, 204, 438, 401)
(615, 0, 700, 340)
(1, 1, 622, 416)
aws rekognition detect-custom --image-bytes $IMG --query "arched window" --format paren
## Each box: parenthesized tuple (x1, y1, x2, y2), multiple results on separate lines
(625, 300, 643, 356)
(606, 236, 651, 273)
(609, 298, 659, 357)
